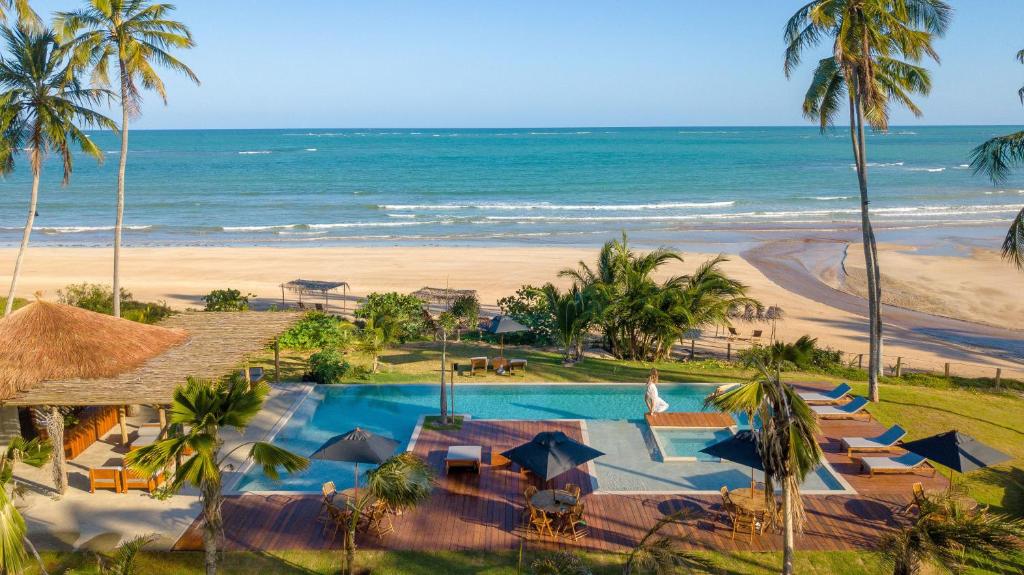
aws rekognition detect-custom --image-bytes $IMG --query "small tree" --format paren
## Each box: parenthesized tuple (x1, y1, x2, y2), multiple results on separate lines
(201, 289, 254, 311)
(355, 292, 427, 342)
(437, 311, 457, 424)
(449, 294, 480, 341)
(96, 533, 155, 575)
(127, 375, 308, 575)
(358, 316, 400, 373)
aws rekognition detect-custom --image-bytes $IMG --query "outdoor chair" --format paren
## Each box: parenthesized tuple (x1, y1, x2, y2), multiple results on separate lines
(719, 486, 737, 523)
(527, 505, 555, 537)
(318, 481, 337, 523)
(811, 396, 870, 420)
(727, 327, 739, 340)
(89, 466, 124, 493)
(522, 486, 539, 526)
(798, 382, 852, 404)
(445, 445, 482, 474)
(904, 482, 928, 513)
(469, 357, 487, 376)
(751, 330, 763, 342)
(841, 425, 907, 457)
(861, 452, 936, 477)
(323, 503, 352, 541)
(366, 500, 394, 537)
(564, 483, 581, 500)
(315, 303, 325, 312)
(560, 502, 587, 540)
(731, 508, 758, 543)
(508, 358, 527, 374)
(123, 468, 164, 493)
(297, 302, 307, 311)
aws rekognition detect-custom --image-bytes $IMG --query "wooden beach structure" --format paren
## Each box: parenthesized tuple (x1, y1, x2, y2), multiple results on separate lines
(281, 279, 350, 313)
(0, 301, 301, 495)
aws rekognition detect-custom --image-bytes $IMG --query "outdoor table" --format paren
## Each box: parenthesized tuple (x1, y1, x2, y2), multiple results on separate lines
(531, 489, 577, 515)
(339, 488, 376, 506)
(926, 489, 978, 511)
(729, 487, 770, 514)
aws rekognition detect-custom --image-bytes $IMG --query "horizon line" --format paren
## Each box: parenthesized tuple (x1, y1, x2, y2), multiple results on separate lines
(86, 123, 1023, 132)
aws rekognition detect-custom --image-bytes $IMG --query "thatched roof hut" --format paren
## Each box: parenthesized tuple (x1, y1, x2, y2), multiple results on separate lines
(410, 287, 478, 307)
(0, 301, 187, 402)
(1, 306, 302, 406)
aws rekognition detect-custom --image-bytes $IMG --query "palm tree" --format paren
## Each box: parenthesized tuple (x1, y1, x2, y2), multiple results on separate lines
(56, 0, 199, 319)
(126, 375, 309, 575)
(0, 0, 40, 29)
(0, 436, 52, 575)
(705, 341, 824, 575)
(338, 452, 433, 575)
(358, 316, 400, 373)
(436, 310, 457, 424)
(0, 25, 116, 317)
(785, 0, 952, 401)
(880, 490, 1024, 574)
(536, 284, 594, 363)
(969, 48, 1024, 270)
(96, 533, 155, 575)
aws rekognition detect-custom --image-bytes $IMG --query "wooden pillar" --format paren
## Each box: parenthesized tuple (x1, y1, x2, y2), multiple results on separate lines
(274, 339, 281, 383)
(689, 339, 696, 360)
(894, 357, 902, 378)
(944, 363, 950, 378)
(281, 284, 285, 306)
(726, 343, 732, 361)
(118, 406, 129, 445)
(158, 406, 167, 428)
(47, 406, 67, 496)
(857, 354, 864, 369)
(995, 368, 1002, 388)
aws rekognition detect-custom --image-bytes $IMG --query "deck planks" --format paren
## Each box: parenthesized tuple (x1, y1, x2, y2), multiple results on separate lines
(176, 413, 946, 554)
(644, 411, 736, 428)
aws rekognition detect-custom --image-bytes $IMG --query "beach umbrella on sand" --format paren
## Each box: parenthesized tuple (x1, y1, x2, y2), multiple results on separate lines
(700, 430, 763, 489)
(501, 431, 604, 482)
(766, 305, 785, 341)
(901, 430, 1010, 483)
(486, 315, 529, 358)
(311, 428, 399, 494)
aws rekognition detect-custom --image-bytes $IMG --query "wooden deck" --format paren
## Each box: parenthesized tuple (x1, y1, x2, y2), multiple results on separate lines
(176, 412, 946, 554)
(645, 411, 736, 428)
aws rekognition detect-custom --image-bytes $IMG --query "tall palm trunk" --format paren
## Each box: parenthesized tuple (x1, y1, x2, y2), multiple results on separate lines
(46, 406, 67, 495)
(782, 481, 796, 575)
(850, 87, 882, 402)
(201, 480, 222, 575)
(112, 61, 130, 319)
(439, 330, 448, 425)
(4, 170, 40, 317)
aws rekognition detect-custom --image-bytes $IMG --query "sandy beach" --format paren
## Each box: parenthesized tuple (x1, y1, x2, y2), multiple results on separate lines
(2, 242, 1021, 380)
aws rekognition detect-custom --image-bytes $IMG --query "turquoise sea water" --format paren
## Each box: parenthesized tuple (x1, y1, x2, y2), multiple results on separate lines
(2, 126, 1021, 247)
(236, 384, 847, 493)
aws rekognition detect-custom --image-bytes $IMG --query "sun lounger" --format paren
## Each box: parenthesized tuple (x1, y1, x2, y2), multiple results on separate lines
(508, 359, 527, 374)
(445, 445, 482, 474)
(469, 357, 487, 376)
(123, 468, 165, 492)
(861, 452, 935, 477)
(798, 383, 852, 404)
(841, 425, 906, 456)
(812, 396, 869, 419)
(89, 466, 124, 493)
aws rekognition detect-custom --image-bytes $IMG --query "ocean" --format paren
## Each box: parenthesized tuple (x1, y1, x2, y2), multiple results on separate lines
(1, 126, 1021, 249)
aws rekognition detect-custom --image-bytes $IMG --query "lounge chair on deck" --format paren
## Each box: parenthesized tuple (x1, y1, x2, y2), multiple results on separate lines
(841, 425, 907, 456)
(469, 357, 487, 376)
(861, 452, 935, 477)
(812, 396, 869, 420)
(508, 359, 527, 374)
(445, 445, 482, 474)
(123, 468, 165, 492)
(89, 466, 124, 493)
(798, 383, 852, 405)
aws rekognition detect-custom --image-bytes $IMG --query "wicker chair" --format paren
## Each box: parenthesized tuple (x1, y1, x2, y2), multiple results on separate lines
(564, 483, 581, 500)
(560, 502, 587, 540)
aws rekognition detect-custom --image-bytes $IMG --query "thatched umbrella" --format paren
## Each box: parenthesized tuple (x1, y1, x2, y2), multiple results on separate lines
(766, 305, 785, 342)
(0, 300, 186, 494)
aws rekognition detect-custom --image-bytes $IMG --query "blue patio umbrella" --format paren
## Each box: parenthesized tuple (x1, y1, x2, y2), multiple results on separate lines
(311, 427, 399, 493)
(900, 430, 1010, 477)
(699, 430, 763, 489)
(501, 431, 604, 482)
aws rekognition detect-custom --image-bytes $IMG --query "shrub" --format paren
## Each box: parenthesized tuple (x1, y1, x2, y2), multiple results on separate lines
(278, 312, 354, 350)
(450, 294, 480, 326)
(57, 283, 174, 324)
(304, 348, 350, 384)
(202, 288, 254, 311)
(531, 551, 592, 575)
(496, 285, 555, 345)
(355, 292, 427, 342)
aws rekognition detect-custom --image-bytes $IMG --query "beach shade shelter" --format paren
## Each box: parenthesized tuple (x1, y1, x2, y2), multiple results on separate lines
(410, 287, 478, 309)
(901, 430, 1011, 481)
(485, 315, 529, 358)
(0, 302, 302, 495)
(700, 430, 763, 489)
(500, 430, 604, 482)
(765, 305, 785, 341)
(311, 427, 399, 494)
(281, 279, 350, 313)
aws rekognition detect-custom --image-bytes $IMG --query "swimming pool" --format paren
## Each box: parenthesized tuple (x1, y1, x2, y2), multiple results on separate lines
(655, 428, 736, 462)
(235, 383, 853, 494)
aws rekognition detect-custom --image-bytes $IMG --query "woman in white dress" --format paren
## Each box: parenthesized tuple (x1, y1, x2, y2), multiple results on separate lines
(644, 368, 669, 414)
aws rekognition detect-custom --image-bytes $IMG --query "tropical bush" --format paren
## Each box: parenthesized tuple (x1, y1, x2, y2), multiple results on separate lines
(449, 293, 481, 339)
(531, 551, 592, 575)
(202, 288, 254, 311)
(534, 284, 595, 363)
(304, 348, 351, 384)
(278, 312, 355, 350)
(355, 292, 427, 342)
(561, 234, 758, 361)
(57, 282, 174, 324)
(496, 285, 556, 346)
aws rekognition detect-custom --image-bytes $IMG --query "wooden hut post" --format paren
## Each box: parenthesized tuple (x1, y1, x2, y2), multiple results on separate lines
(158, 406, 167, 428)
(274, 339, 281, 383)
(995, 368, 1002, 388)
(944, 362, 950, 378)
(726, 342, 732, 361)
(894, 357, 903, 378)
(689, 339, 696, 360)
(47, 406, 68, 495)
(118, 406, 129, 445)
(281, 284, 285, 307)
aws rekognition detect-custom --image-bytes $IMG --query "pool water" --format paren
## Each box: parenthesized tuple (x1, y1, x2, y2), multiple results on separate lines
(236, 384, 851, 494)
(657, 428, 735, 461)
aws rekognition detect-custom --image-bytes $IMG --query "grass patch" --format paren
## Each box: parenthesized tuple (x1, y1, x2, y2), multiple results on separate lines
(424, 415, 464, 430)
(0, 295, 29, 312)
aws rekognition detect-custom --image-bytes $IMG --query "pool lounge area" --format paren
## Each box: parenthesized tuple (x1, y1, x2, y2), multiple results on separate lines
(235, 383, 854, 495)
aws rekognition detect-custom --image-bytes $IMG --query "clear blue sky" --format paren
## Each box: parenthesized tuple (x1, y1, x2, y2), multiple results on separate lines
(30, 0, 1024, 129)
